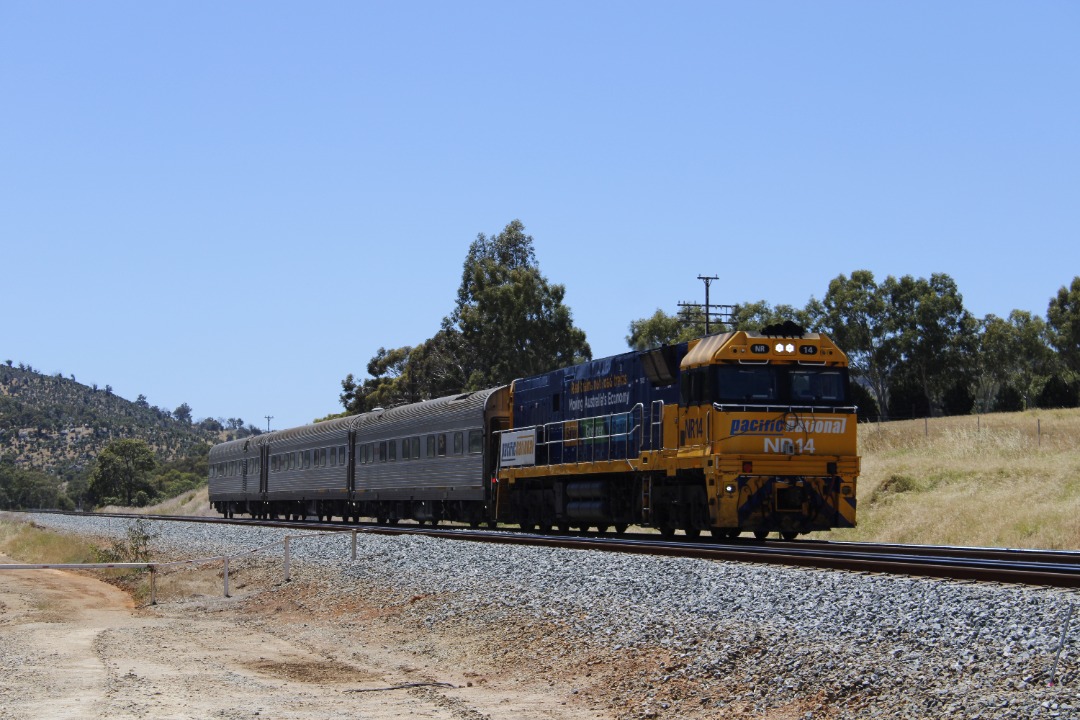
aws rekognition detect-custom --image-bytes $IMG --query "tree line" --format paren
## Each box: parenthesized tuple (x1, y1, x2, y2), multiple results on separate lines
(0, 440, 208, 511)
(337, 220, 1078, 422)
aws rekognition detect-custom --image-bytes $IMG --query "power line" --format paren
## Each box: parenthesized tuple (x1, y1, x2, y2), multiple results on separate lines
(264, 415, 274, 433)
(677, 274, 734, 334)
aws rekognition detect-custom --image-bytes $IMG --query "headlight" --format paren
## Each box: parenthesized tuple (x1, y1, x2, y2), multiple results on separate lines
(724, 484, 736, 494)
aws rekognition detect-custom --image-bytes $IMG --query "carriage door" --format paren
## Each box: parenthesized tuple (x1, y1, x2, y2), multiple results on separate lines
(260, 443, 270, 497)
(347, 429, 357, 496)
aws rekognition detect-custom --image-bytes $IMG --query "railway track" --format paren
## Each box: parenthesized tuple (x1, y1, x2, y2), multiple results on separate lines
(22, 510, 1080, 588)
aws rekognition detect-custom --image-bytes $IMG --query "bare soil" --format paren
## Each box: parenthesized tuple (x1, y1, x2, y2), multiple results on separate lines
(0, 555, 831, 720)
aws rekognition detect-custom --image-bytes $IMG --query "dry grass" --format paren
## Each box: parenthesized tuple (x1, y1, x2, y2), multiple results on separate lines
(98, 485, 217, 518)
(819, 408, 1080, 549)
(0, 516, 101, 564)
(0, 513, 237, 605)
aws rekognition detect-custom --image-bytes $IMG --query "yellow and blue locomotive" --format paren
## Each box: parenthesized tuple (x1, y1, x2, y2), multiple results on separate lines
(495, 322, 859, 539)
(210, 323, 859, 539)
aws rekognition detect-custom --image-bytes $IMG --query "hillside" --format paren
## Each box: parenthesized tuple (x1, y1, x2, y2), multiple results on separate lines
(0, 363, 223, 477)
(822, 407, 1080, 550)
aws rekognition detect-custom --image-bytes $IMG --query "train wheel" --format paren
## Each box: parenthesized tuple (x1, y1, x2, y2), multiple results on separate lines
(519, 521, 534, 532)
(614, 524, 628, 535)
(684, 528, 701, 540)
(781, 531, 799, 541)
(754, 529, 769, 540)
(660, 526, 676, 539)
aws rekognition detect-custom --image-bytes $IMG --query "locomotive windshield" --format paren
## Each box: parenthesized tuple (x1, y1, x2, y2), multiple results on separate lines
(681, 365, 849, 408)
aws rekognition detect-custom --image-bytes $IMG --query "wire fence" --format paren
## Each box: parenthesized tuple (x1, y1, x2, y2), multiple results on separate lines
(856, 412, 1080, 454)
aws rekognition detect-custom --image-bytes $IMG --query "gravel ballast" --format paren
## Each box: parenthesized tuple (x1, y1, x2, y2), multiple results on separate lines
(16, 513, 1080, 719)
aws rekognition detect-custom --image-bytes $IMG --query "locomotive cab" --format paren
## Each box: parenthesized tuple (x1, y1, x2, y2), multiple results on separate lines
(675, 323, 859, 538)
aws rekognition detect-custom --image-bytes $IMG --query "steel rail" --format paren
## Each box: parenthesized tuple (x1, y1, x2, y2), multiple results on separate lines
(12, 510, 1080, 588)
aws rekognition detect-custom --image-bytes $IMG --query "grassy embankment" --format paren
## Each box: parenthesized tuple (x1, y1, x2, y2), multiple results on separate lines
(821, 407, 1080, 549)
(0, 517, 100, 564)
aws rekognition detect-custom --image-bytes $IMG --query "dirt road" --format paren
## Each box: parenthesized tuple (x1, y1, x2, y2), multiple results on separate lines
(0, 558, 614, 720)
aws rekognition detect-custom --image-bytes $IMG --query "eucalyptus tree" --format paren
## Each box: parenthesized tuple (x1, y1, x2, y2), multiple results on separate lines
(976, 311, 1057, 411)
(882, 273, 977, 416)
(1047, 276, 1080, 376)
(89, 438, 157, 506)
(340, 220, 590, 413)
(452, 220, 591, 389)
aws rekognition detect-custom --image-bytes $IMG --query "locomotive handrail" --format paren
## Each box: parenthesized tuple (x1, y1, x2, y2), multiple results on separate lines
(649, 400, 665, 450)
(712, 403, 858, 414)
(496, 403, 648, 471)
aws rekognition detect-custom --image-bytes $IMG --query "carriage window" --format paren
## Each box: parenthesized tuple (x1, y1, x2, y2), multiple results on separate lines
(437, 433, 447, 457)
(378, 441, 387, 462)
(411, 437, 420, 459)
(453, 432, 464, 455)
(426, 435, 435, 458)
(388, 440, 397, 461)
(340, 446, 347, 464)
(469, 430, 483, 454)
(401, 438, 411, 460)
(321, 448, 328, 466)
(305, 450, 312, 469)
(330, 447, 337, 466)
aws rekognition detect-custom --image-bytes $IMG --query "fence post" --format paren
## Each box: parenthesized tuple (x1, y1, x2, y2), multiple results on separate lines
(1049, 604, 1074, 687)
(284, 535, 291, 582)
(924, 417, 928, 438)
(223, 556, 230, 598)
(351, 530, 357, 561)
(1038, 418, 1042, 447)
(150, 565, 157, 606)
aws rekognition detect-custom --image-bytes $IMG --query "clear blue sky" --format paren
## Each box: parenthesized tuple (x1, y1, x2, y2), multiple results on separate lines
(3, 2, 1077, 431)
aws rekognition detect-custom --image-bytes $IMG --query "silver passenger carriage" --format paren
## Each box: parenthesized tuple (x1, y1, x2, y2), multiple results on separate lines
(209, 387, 510, 525)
